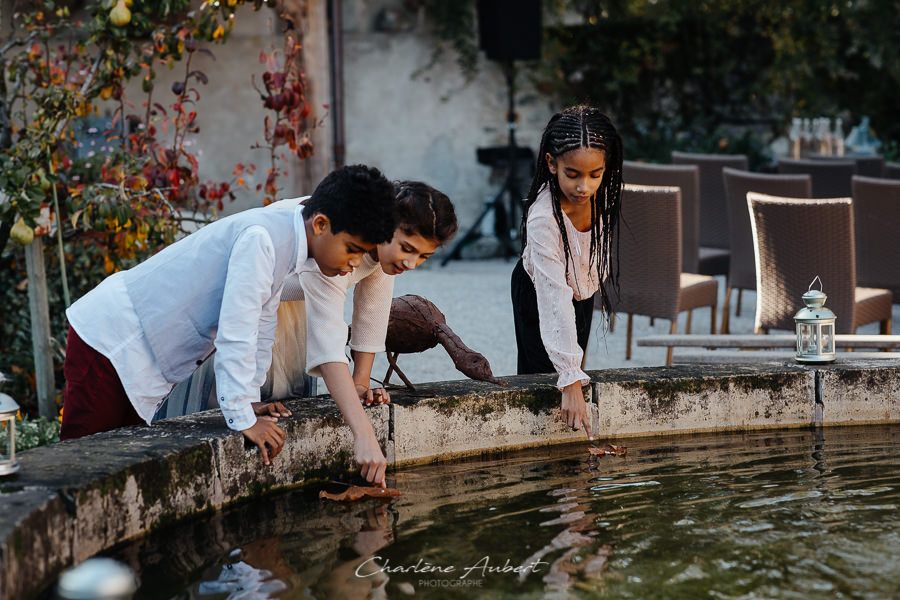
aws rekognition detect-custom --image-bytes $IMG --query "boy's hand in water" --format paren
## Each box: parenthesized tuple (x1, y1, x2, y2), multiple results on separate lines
(252, 401, 293, 418)
(355, 433, 387, 488)
(561, 383, 593, 441)
(356, 384, 391, 406)
(241, 416, 286, 466)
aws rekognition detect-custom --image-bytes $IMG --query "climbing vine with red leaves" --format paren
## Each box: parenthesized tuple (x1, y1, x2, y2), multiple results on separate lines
(0, 0, 315, 412)
(254, 40, 317, 205)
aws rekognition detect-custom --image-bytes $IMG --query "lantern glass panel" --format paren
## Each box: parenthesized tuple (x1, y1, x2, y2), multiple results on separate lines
(821, 323, 835, 353)
(798, 323, 814, 352)
(0, 414, 16, 474)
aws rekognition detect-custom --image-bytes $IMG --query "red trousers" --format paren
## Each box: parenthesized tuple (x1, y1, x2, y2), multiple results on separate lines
(60, 326, 143, 440)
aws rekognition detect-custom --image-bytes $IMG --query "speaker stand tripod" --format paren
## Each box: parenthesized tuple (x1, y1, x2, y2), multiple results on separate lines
(442, 62, 529, 266)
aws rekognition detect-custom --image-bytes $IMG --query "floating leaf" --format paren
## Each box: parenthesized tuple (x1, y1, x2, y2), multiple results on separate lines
(319, 486, 402, 502)
(588, 444, 627, 456)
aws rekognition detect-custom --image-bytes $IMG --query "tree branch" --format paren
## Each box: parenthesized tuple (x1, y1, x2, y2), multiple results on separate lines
(0, 30, 36, 57)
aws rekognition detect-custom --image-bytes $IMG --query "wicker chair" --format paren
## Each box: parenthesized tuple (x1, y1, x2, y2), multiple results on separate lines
(671, 151, 749, 276)
(747, 192, 892, 335)
(884, 161, 900, 180)
(776, 157, 856, 198)
(807, 153, 885, 178)
(610, 184, 718, 365)
(623, 160, 701, 274)
(720, 168, 812, 333)
(852, 175, 900, 301)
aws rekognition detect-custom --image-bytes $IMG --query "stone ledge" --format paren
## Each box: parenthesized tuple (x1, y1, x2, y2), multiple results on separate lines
(0, 397, 388, 600)
(591, 365, 815, 435)
(388, 375, 595, 465)
(818, 361, 900, 424)
(2, 363, 900, 599)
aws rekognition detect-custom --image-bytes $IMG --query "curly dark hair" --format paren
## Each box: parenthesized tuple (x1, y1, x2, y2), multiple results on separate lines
(303, 164, 396, 245)
(393, 181, 458, 246)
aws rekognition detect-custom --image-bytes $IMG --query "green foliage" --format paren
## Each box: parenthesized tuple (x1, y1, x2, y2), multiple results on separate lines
(417, 0, 480, 80)
(538, 0, 899, 163)
(1, 0, 312, 416)
(0, 416, 61, 452)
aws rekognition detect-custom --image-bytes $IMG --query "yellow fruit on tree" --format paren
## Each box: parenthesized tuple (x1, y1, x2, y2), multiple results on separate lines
(10, 218, 35, 245)
(110, 0, 131, 27)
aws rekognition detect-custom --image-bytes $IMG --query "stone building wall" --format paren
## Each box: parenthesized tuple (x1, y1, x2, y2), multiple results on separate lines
(339, 0, 554, 230)
(3, 0, 560, 229)
(183, 0, 558, 229)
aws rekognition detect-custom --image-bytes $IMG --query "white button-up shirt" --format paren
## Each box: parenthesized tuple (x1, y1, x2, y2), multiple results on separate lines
(67, 202, 314, 430)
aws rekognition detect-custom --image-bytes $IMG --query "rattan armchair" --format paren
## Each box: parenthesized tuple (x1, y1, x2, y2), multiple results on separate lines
(720, 168, 812, 333)
(747, 192, 892, 335)
(776, 157, 856, 198)
(884, 161, 900, 180)
(852, 175, 900, 301)
(671, 151, 749, 276)
(623, 160, 701, 274)
(807, 153, 885, 178)
(610, 184, 718, 365)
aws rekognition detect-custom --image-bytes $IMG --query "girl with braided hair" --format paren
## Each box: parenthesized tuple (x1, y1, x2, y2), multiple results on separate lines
(511, 106, 623, 438)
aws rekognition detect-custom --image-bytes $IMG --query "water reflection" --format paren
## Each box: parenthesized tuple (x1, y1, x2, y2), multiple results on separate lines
(106, 425, 900, 600)
(309, 504, 395, 599)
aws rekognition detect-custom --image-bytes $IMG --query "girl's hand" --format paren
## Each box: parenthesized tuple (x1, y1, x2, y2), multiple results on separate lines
(252, 401, 293, 418)
(354, 433, 387, 487)
(561, 383, 593, 440)
(356, 384, 391, 406)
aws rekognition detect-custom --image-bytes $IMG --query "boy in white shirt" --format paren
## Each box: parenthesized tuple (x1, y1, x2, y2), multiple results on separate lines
(61, 165, 396, 477)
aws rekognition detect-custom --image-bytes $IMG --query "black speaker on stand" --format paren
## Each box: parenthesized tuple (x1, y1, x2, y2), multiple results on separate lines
(441, 0, 541, 266)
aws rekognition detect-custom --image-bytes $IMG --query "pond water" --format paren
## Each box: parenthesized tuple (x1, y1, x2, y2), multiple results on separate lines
(107, 425, 900, 599)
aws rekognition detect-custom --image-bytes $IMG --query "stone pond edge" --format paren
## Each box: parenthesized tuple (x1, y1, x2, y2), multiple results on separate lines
(2, 360, 899, 599)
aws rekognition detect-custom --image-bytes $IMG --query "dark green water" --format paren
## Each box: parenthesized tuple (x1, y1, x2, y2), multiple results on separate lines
(109, 425, 900, 599)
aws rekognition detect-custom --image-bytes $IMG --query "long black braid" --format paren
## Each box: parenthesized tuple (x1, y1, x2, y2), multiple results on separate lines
(520, 106, 623, 318)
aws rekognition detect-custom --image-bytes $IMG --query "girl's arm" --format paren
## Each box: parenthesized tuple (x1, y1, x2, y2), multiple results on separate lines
(298, 268, 353, 377)
(349, 263, 394, 356)
(349, 263, 394, 401)
(351, 349, 390, 405)
(527, 217, 591, 390)
(525, 214, 593, 438)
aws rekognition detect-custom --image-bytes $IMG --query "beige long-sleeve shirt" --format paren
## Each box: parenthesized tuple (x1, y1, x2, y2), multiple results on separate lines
(279, 255, 393, 378)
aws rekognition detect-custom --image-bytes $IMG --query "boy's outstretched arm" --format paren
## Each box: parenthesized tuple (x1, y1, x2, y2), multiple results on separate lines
(319, 361, 388, 487)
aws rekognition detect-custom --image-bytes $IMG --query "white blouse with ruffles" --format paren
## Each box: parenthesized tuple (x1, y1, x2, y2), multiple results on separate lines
(522, 185, 607, 390)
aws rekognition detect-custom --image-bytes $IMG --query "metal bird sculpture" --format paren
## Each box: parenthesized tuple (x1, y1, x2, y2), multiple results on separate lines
(383, 294, 508, 391)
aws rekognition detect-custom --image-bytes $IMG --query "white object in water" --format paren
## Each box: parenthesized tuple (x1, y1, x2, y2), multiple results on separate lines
(56, 557, 137, 600)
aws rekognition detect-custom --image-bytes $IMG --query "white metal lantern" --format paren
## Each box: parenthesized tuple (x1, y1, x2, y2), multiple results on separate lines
(0, 392, 20, 476)
(794, 276, 836, 363)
